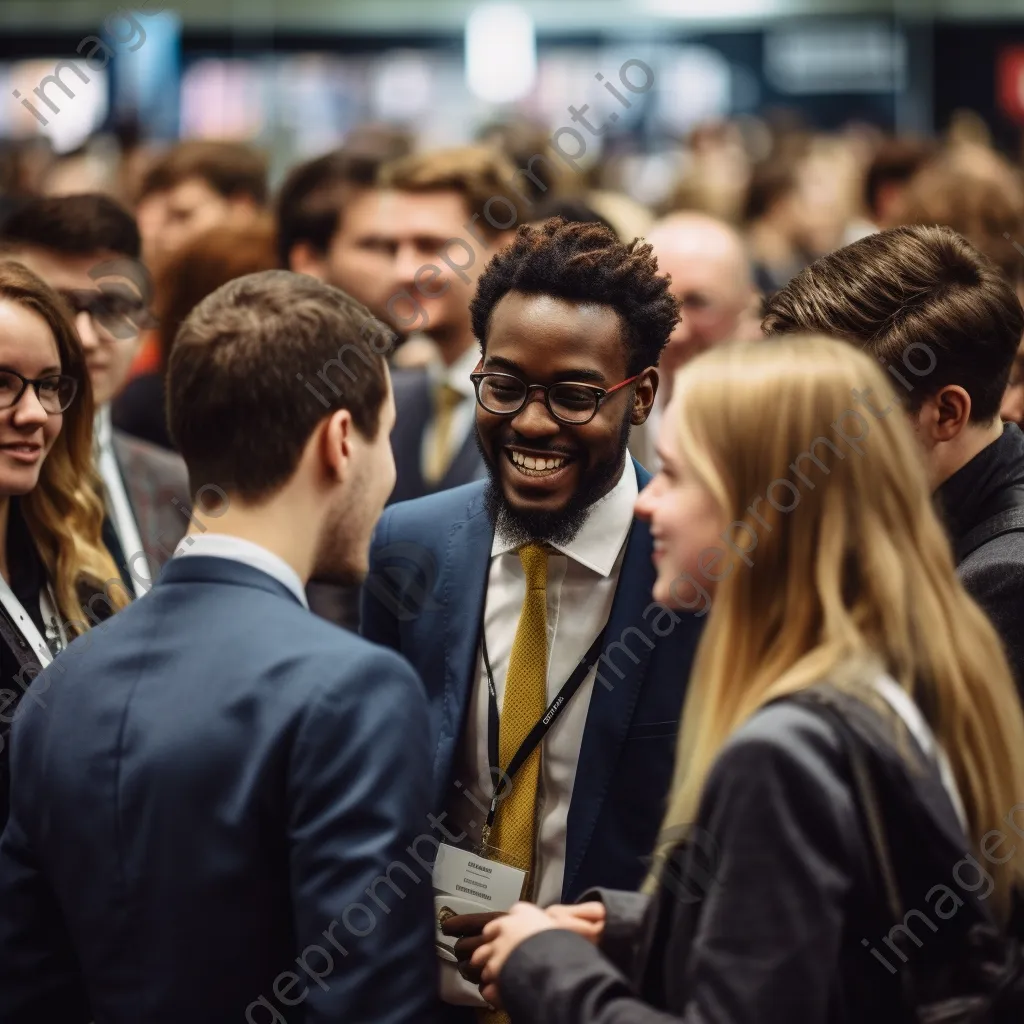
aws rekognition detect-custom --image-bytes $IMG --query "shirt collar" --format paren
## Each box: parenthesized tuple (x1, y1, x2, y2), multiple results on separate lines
(490, 455, 639, 577)
(173, 533, 309, 608)
(428, 343, 480, 399)
(935, 423, 1024, 542)
(94, 403, 113, 450)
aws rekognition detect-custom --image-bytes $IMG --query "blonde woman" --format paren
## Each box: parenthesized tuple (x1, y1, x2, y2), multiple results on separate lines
(0, 261, 128, 825)
(472, 335, 1024, 1023)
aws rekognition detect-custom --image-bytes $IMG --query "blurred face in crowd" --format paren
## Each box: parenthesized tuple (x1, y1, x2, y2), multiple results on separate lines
(648, 215, 758, 391)
(0, 300, 65, 499)
(314, 373, 397, 583)
(313, 188, 397, 323)
(138, 176, 257, 273)
(634, 396, 727, 608)
(359, 188, 505, 364)
(475, 291, 655, 546)
(10, 247, 146, 407)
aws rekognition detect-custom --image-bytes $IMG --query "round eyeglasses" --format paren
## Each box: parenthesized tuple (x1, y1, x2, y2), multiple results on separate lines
(470, 371, 643, 426)
(0, 369, 78, 414)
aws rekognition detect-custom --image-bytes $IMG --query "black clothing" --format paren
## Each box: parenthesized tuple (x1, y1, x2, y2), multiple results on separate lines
(0, 500, 49, 829)
(111, 371, 173, 451)
(936, 423, 1024, 696)
(500, 689, 1001, 1024)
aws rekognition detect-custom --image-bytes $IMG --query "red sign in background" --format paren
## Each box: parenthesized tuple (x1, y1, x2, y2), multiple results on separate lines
(998, 47, 1024, 123)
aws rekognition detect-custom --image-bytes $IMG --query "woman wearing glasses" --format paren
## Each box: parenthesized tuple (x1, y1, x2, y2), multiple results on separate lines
(0, 261, 128, 826)
(472, 335, 1024, 1022)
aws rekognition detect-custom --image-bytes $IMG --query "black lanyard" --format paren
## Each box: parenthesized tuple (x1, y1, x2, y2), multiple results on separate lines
(479, 619, 607, 848)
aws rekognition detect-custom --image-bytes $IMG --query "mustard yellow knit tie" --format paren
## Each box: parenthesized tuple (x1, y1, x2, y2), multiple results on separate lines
(479, 543, 548, 1024)
(424, 382, 464, 484)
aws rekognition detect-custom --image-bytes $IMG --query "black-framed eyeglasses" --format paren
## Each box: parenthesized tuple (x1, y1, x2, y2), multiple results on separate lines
(470, 370, 643, 426)
(0, 369, 78, 414)
(57, 288, 150, 339)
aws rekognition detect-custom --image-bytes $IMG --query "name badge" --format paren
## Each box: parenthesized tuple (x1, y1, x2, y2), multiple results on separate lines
(432, 843, 525, 960)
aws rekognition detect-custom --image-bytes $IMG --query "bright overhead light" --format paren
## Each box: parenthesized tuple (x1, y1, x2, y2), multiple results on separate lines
(465, 3, 537, 104)
(642, 0, 772, 17)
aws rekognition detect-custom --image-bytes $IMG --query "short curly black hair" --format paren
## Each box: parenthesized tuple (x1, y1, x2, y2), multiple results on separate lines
(470, 218, 679, 375)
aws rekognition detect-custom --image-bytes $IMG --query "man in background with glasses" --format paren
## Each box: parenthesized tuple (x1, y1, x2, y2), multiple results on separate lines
(362, 219, 705, 1018)
(0, 194, 190, 596)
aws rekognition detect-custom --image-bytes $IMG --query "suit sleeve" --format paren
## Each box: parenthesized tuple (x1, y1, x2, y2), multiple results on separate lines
(360, 507, 401, 652)
(0, 728, 91, 1022)
(500, 713, 855, 1024)
(287, 646, 438, 1024)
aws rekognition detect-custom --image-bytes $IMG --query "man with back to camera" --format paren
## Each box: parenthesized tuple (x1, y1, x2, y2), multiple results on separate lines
(0, 271, 438, 1023)
(763, 223, 1024, 698)
(361, 219, 705, 1018)
(1, 194, 190, 593)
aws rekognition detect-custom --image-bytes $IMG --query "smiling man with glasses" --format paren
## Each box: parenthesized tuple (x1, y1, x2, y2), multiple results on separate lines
(362, 218, 705, 1020)
(0, 194, 190, 595)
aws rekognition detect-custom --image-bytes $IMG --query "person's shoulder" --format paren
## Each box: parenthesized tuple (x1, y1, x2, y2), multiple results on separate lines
(380, 480, 487, 538)
(113, 428, 188, 485)
(298, 622, 427, 709)
(708, 698, 848, 796)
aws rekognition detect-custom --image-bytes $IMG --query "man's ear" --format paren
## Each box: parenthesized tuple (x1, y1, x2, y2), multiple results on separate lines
(925, 384, 972, 444)
(321, 408, 353, 483)
(632, 367, 659, 425)
(289, 241, 329, 281)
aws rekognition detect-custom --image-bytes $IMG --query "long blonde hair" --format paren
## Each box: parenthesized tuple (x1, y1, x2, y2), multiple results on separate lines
(0, 261, 129, 630)
(654, 334, 1024, 916)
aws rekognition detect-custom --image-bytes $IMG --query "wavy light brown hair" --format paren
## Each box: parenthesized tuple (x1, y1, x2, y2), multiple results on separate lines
(653, 334, 1024, 917)
(0, 261, 129, 630)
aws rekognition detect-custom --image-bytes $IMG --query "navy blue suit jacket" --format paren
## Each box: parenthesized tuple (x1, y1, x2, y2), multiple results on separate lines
(389, 367, 485, 506)
(0, 556, 438, 1024)
(361, 460, 703, 902)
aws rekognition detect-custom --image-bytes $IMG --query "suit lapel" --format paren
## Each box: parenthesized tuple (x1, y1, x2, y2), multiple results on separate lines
(563, 462, 657, 895)
(440, 427, 484, 491)
(433, 488, 494, 791)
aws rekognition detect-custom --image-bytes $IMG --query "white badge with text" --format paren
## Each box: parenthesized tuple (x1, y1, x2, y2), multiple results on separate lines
(432, 843, 525, 960)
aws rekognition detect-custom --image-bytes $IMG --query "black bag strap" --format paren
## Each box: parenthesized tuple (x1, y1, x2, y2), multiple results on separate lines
(956, 507, 1024, 563)
(793, 691, 923, 1018)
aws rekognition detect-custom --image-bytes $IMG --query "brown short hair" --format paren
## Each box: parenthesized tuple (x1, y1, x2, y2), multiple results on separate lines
(167, 270, 391, 502)
(863, 137, 935, 221)
(899, 149, 1024, 287)
(139, 141, 268, 205)
(762, 224, 1024, 422)
(378, 145, 529, 238)
(156, 215, 278, 365)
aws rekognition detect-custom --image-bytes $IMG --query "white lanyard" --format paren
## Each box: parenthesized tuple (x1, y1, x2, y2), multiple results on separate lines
(0, 573, 64, 667)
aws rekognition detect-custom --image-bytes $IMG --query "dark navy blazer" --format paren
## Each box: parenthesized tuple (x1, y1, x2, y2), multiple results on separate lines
(0, 556, 438, 1024)
(389, 367, 485, 506)
(361, 459, 704, 902)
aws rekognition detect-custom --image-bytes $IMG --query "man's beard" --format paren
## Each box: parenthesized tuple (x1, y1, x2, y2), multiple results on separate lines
(477, 413, 632, 548)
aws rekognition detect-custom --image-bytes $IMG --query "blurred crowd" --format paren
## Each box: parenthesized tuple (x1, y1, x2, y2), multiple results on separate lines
(3, 103, 1024, 1022)
(3, 108, 1023, 455)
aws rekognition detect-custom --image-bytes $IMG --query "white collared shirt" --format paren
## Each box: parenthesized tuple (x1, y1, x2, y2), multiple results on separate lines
(94, 405, 149, 598)
(455, 457, 639, 906)
(419, 343, 480, 479)
(173, 533, 309, 608)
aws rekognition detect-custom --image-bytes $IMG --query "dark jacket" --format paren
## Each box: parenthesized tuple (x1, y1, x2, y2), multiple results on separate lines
(936, 422, 1024, 698)
(0, 555, 438, 1024)
(361, 463, 704, 902)
(499, 689, 1001, 1024)
(388, 367, 484, 505)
